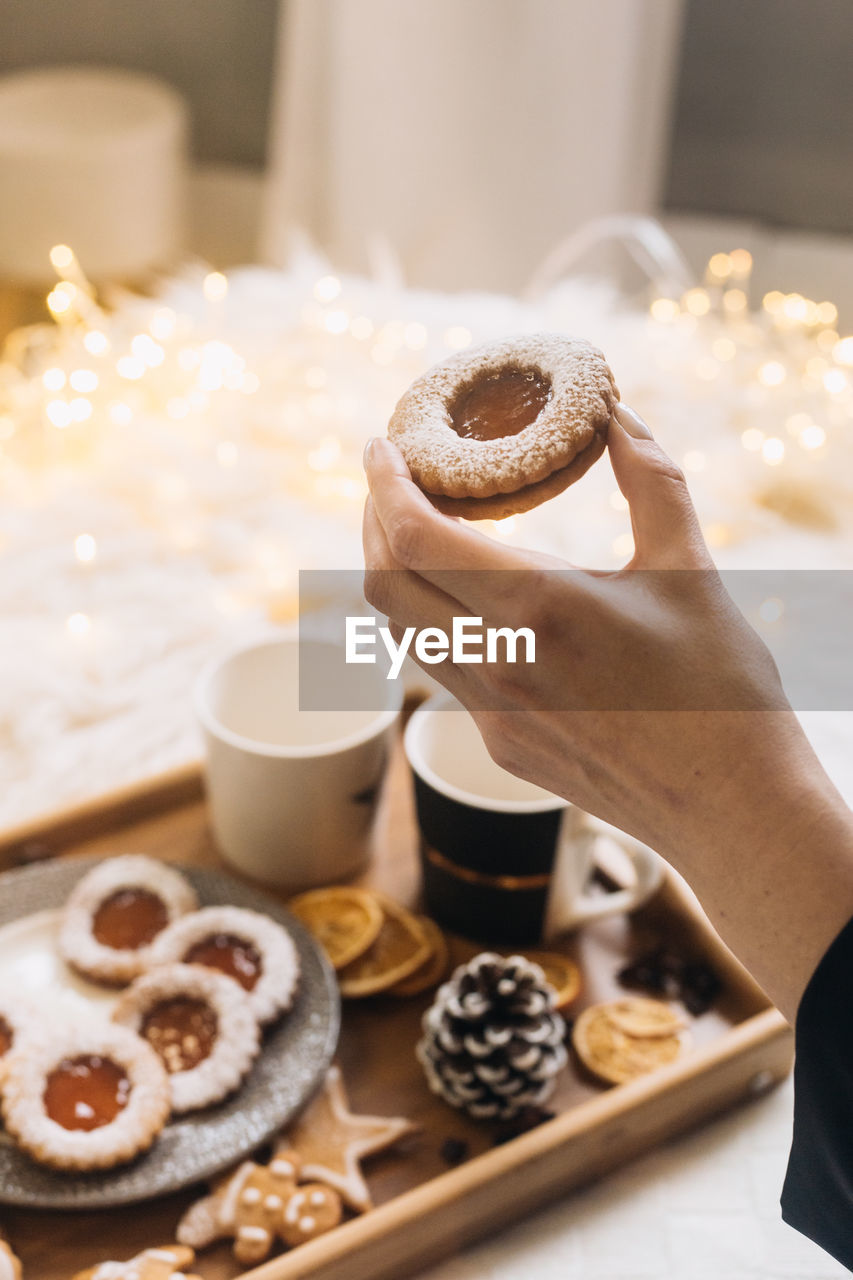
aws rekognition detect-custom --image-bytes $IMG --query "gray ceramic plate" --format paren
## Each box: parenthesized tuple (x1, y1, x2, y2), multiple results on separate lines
(0, 859, 340, 1210)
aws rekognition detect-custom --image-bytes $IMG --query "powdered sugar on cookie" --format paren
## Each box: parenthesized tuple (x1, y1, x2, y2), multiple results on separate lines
(389, 332, 618, 519)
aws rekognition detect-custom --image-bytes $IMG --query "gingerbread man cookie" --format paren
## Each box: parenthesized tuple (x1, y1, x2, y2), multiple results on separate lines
(178, 1149, 342, 1264)
(0, 1239, 22, 1280)
(72, 1244, 201, 1280)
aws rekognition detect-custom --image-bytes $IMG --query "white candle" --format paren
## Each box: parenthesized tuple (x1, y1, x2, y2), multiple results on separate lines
(0, 66, 188, 284)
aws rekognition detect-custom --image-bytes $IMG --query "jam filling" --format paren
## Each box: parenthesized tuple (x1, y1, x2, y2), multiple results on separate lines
(140, 997, 218, 1073)
(92, 888, 169, 951)
(184, 933, 263, 991)
(449, 367, 552, 441)
(43, 1054, 130, 1131)
(0, 1016, 12, 1057)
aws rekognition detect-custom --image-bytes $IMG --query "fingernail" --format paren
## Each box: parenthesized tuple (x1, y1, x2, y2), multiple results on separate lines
(614, 403, 653, 440)
(363, 438, 376, 468)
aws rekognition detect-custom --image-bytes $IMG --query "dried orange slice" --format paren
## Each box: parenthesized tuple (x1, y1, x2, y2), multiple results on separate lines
(388, 917, 449, 997)
(572, 997, 690, 1086)
(288, 887, 383, 971)
(522, 951, 582, 1011)
(338, 896, 432, 997)
(605, 997, 686, 1038)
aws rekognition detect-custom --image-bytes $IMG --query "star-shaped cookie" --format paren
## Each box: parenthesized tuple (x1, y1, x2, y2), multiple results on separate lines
(279, 1064, 416, 1211)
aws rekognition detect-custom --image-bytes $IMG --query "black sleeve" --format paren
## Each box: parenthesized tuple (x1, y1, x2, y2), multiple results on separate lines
(781, 913, 853, 1272)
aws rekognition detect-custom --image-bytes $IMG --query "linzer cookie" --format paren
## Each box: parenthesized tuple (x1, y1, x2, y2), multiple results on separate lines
(0, 1240, 22, 1280)
(177, 1150, 342, 1264)
(388, 332, 618, 519)
(337, 895, 431, 998)
(287, 887, 384, 970)
(149, 905, 299, 1025)
(572, 997, 690, 1086)
(58, 855, 197, 985)
(72, 1244, 202, 1280)
(0, 1022, 170, 1170)
(112, 963, 261, 1113)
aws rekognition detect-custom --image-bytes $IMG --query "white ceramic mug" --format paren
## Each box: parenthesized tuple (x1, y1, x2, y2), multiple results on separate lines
(195, 638, 402, 891)
(404, 696, 663, 943)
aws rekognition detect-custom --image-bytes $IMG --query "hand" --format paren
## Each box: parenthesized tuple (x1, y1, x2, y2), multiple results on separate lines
(363, 405, 853, 1020)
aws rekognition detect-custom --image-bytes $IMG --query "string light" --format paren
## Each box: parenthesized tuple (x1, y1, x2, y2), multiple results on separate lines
(84, 330, 109, 356)
(117, 355, 145, 380)
(823, 369, 848, 395)
(650, 298, 679, 322)
(49, 244, 74, 272)
(762, 437, 785, 465)
(758, 361, 786, 387)
(314, 275, 341, 303)
(202, 272, 228, 302)
(149, 308, 176, 341)
(800, 424, 827, 450)
(66, 612, 91, 637)
(707, 253, 733, 281)
(729, 248, 753, 279)
(74, 534, 96, 562)
(69, 369, 98, 393)
(712, 337, 736, 361)
(45, 401, 71, 428)
(683, 288, 710, 317)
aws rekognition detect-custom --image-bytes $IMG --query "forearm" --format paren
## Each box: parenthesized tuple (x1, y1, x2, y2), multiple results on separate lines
(660, 716, 853, 1025)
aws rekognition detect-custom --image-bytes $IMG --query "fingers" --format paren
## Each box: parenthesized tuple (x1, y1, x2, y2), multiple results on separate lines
(363, 496, 461, 636)
(608, 405, 712, 569)
(363, 437, 534, 615)
(363, 497, 493, 704)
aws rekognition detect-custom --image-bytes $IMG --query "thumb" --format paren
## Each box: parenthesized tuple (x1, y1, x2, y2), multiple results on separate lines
(607, 404, 711, 569)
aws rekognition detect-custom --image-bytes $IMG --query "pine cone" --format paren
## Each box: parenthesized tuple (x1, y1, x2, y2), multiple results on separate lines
(417, 952, 567, 1120)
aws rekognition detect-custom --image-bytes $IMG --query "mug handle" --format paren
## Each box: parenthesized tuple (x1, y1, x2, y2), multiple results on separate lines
(543, 808, 664, 938)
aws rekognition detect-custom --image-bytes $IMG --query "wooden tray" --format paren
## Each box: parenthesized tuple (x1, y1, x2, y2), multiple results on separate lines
(0, 738, 793, 1280)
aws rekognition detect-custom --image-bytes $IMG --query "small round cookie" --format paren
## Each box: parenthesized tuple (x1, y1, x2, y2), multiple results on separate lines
(113, 963, 261, 1113)
(150, 906, 299, 1025)
(58, 855, 198, 986)
(388, 332, 618, 519)
(1, 1022, 170, 1171)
